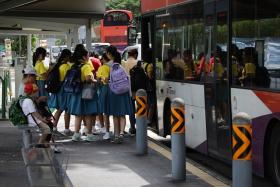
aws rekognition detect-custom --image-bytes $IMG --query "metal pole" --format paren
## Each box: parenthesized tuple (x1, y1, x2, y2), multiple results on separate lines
(27, 34, 32, 66)
(136, 89, 148, 155)
(1, 73, 6, 119)
(171, 98, 186, 181)
(86, 19, 92, 51)
(232, 112, 252, 187)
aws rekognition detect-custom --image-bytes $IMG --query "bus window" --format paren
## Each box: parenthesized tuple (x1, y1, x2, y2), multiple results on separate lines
(104, 11, 130, 26)
(232, 0, 280, 90)
(155, 2, 204, 82)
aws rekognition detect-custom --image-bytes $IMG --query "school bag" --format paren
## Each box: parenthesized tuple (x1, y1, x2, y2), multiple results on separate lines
(129, 61, 149, 92)
(9, 96, 30, 126)
(45, 63, 61, 93)
(109, 63, 130, 94)
(63, 64, 83, 94)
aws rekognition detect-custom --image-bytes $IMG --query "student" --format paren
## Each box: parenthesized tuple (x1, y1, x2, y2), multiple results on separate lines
(96, 53, 111, 140)
(123, 49, 138, 135)
(143, 48, 156, 126)
(70, 44, 99, 142)
(48, 49, 73, 135)
(33, 47, 49, 97)
(21, 83, 52, 147)
(19, 65, 37, 96)
(183, 49, 196, 79)
(106, 46, 133, 143)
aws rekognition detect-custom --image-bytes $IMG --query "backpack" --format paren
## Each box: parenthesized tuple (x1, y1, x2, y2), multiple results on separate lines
(45, 63, 61, 93)
(63, 64, 83, 94)
(130, 61, 149, 92)
(109, 63, 130, 94)
(9, 96, 30, 126)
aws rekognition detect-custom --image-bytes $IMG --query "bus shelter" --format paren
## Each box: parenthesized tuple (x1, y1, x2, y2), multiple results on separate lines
(0, 0, 105, 64)
(0, 0, 105, 118)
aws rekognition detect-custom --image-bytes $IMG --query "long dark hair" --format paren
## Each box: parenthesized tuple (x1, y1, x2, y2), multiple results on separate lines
(106, 45, 121, 64)
(71, 44, 88, 65)
(143, 48, 153, 64)
(57, 49, 72, 67)
(32, 47, 47, 66)
(101, 53, 110, 64)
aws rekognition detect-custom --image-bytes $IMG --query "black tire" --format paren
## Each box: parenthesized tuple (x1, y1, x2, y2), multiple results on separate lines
(163, 99, 171, 137)
(268, 124, 280, 186)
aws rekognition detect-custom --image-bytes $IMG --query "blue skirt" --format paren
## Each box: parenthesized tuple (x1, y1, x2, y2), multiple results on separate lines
(68, 92, 99, 116)
(48, 85, 70, 111)
(107, 89, 133, 116)
(98, 85, 109, 114)
(37, 80, 48, 97)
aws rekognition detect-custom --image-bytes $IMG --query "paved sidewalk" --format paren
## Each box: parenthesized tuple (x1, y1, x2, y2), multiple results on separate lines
(54, 133, 227, 187)
(0, 120, 29, 187)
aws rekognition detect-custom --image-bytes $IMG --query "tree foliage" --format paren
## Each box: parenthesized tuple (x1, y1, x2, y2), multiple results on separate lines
(106, 0, 140, 17)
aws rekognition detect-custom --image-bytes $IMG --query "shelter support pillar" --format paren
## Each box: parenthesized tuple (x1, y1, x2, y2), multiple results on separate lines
(85, 19, 92, 51)
(27, 34, 32, 66)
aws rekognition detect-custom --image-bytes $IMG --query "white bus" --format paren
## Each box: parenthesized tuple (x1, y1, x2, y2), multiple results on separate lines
(141, 0, 280, 185)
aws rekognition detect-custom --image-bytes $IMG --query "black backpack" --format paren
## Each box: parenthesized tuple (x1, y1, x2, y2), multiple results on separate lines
(45, 63, 61, 93)
(130, 61, 149, 92)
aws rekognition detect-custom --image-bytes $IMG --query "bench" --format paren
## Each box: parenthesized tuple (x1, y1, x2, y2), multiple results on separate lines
(17, 125, 68, 187)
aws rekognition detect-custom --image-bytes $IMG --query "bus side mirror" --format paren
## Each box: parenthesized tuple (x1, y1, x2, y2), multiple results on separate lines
(128, 27, 137, 46)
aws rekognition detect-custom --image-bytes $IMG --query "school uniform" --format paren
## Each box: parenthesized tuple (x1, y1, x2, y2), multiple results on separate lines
(68, 63, 98, 116)
(34, 60, 48, 97)
(96, 64, 110, 114)
(106, 61, 133, 116)
(48, 62, 72, 111)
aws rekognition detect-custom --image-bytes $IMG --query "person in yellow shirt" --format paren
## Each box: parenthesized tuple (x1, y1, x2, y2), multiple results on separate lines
(96, 53, 111, 140)
(183, 49, 196, 79)
(142, 48, 156, 126)
(48, 49, 73, 135)
(33, 47, 48, 97)
(69, 44, 99, 142)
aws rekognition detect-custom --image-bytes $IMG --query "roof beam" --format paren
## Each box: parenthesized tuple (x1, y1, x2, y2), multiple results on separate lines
(0, 0, 42, 12)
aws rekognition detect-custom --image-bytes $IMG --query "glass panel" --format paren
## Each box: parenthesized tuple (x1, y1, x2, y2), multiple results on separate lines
(104, 12, 130, 26)
(232, 0, 280, 90)
(154, 2, 204, 82)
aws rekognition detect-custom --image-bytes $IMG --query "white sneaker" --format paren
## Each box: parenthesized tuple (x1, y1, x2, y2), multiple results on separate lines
(82, 127, 88, 136)
(86, 134, 98, 142)
(103, 132, 110, 140)
(72, 132, 82, 141)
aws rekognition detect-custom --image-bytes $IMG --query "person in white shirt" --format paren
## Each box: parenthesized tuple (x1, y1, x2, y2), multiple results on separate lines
(21, 83, 51, 146)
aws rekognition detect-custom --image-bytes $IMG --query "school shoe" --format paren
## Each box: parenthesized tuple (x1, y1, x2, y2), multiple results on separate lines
(63, 129, 73, 136)
(86, 134, 98, 142)
(103, 132, 110, 140)
(129, 128, 136, 136)
(82, 127, 88, 136)
(119, 134, 124, 142)
(72, 133, 82, 142)
(111, 136, 122, 144)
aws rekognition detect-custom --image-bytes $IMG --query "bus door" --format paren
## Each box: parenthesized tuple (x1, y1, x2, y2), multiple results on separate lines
(141, 15, 158, 132)
(204, 0, 231, 160)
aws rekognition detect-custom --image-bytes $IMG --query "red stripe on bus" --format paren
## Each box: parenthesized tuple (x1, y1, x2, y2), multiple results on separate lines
(254, 91, 280, 113)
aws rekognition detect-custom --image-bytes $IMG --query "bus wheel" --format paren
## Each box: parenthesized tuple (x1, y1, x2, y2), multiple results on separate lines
(163, 99, 171, 137)
(268, 124, 280, 186)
